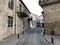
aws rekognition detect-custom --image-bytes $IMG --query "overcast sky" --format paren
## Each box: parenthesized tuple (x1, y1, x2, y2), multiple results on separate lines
(22, 0, 43, 16)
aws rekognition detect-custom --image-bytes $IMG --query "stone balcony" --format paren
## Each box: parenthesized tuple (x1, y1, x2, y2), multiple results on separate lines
(39, 0, 60, 7)
(16, 5, 29, 18)
(16, 0, 31, 18)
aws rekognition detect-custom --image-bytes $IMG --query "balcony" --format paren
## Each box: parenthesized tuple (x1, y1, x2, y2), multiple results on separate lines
(20, 12, 29, 18)
(16, 6, 29, 18)
(39, 0, 60, 7)
(28, 16, 32, 21)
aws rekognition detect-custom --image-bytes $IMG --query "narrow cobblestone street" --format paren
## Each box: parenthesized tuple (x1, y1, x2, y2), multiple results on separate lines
(1, 0, 60, 45)
(16, 29, 50, 45)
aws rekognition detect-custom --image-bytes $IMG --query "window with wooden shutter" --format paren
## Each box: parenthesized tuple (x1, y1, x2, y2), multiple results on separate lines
(8, 0, 13, 10)
(8, 16, 13, 27)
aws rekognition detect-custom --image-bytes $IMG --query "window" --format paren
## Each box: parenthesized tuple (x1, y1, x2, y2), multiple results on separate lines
(20, 4, 21, 12)
(36, 22, 40, 27)
(8, 16, 13, 27)
(39, 0, 41, 3)
(42, 23, 44, 27)
(8, 0, 13, 10)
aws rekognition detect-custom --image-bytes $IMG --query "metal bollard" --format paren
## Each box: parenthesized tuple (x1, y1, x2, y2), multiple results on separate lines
(18, 34, 19, 39)
(51, 37, 54, 44)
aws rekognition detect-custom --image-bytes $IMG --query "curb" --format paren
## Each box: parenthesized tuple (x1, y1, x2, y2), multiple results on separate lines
(41, 35, 51, 45)
(44, 36, 51, 45)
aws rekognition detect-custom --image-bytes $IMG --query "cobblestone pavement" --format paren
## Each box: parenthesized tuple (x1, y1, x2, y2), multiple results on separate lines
(17, 32, 50, 45)
(0, 33, 23, 45)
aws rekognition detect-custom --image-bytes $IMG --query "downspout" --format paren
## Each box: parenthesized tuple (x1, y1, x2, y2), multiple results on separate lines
(14, 0, 16, 35)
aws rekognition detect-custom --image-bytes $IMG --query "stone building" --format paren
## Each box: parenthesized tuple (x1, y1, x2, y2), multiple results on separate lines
(0, 0, 31, 41)
(39, 0, 60, 35)
(16, 0, 32, 34)
(30, 13, 40, 28)
(40, 15, 44, 27)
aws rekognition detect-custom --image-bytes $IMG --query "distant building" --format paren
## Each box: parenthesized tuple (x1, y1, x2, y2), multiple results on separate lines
(39, 0, 60, 35)
(30, 13, 40, 28)
(0, 0, 32, 41)
(40, 14, 44, 27)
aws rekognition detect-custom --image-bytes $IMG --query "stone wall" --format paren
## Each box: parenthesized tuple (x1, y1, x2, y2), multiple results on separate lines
(0, 0, 29, 41)
(0, 0, 14, 41)
(43, 3, 60, 35)
(16, 0, 29, 34)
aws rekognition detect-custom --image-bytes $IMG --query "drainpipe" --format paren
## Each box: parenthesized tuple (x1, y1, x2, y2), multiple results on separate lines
(28, 20, 30, 32)
(14, 0, 16, 35)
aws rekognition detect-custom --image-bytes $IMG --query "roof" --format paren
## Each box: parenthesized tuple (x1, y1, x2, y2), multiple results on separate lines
(19, 0, 31, 14)
(31, 13, 40, 18)
(39, 0, 60, 7)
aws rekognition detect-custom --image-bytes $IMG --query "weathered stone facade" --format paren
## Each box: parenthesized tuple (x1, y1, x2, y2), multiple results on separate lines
(0, 0, 31, 41)
(39, 0, 60, 35)
(0, 0, 14, 41)
(16, 0, 30, 34)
